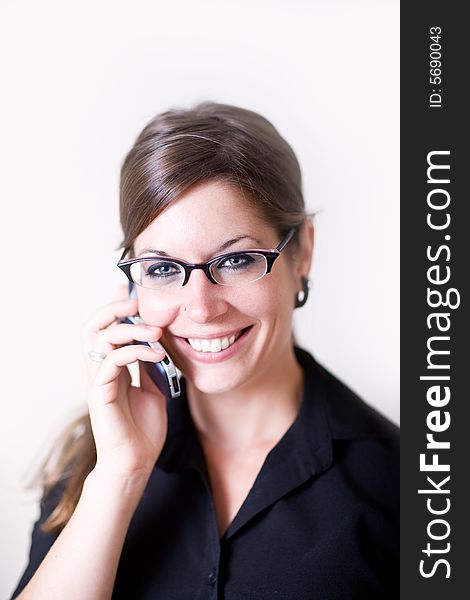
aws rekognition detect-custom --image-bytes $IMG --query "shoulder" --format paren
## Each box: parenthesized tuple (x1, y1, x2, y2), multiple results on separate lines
(295, 345, 399, 442)
(294, 346, 399, 509)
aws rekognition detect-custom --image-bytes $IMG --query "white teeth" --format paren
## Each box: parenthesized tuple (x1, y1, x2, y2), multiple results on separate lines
(211, 338, 222, 352)
(189, 338, 202, 351)
(187, 331, 242, 353)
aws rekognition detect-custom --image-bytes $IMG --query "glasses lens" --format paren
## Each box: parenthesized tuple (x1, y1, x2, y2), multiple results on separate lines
(130, 259, 185, 290)
(211, 253, 267, 286)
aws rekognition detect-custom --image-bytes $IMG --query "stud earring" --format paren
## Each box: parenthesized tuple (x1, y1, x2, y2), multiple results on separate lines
(294, 276, 311, 308)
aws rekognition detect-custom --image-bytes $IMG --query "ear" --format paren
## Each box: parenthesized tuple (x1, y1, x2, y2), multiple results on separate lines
(294, 218, 314, 283)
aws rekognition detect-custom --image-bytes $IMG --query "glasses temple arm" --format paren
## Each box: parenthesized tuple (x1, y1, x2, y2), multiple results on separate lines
(276, 227, 295, 252)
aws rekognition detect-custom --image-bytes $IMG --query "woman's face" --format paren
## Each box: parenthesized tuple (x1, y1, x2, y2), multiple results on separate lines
(132, 180, 312, 395)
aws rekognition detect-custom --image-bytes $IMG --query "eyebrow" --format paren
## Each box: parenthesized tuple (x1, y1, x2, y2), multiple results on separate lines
(136, 235, 263, 258)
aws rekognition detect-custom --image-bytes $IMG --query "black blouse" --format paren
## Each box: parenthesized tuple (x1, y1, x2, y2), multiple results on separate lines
(11, 347, 399, 599)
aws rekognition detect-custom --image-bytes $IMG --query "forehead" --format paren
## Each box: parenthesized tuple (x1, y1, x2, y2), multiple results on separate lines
(134, 181, 276, 257)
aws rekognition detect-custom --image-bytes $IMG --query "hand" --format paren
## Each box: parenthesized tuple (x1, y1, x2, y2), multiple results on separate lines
(81, 290, 169, 484)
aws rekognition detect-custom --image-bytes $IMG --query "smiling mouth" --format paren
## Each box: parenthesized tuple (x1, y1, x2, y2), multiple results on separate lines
(184, 326, 252, 353)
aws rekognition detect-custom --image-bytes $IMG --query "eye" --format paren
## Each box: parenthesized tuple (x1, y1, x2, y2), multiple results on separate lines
(145, 261, 181, 279)
(216, 254, 255, 270)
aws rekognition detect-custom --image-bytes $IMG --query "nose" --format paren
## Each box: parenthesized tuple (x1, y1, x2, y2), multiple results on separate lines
(180, 269, 229, 323)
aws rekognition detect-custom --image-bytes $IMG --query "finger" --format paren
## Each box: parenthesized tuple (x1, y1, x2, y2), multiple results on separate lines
(94, 323, 163, 352)
(81, 299, 140, 371)
(86, 326, 163, 381)
(93, 345, 166, 389)
(82, 298, 139, 339)
(92, 324, 162, 355)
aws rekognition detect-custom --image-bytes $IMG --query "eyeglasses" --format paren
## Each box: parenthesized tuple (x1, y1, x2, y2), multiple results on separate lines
(117, 228, 295, 291)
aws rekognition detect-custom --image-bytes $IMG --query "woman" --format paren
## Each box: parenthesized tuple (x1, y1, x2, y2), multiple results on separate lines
(11, 102, 399, 599)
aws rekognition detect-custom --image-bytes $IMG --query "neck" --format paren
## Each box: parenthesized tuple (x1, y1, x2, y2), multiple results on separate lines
(186, 344, 304, 453)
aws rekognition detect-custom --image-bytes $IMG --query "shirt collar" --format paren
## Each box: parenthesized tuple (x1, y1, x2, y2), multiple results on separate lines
(156, 347, 331, 477)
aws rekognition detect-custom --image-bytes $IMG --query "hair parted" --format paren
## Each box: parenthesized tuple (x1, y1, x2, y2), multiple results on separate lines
(119, 101, 309, 256)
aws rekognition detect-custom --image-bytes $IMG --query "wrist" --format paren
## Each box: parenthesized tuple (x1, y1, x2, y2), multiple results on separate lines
(84, 464, 152, 503)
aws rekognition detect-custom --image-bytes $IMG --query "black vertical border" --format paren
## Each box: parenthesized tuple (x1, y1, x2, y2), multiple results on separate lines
(401, 1, 468, 597)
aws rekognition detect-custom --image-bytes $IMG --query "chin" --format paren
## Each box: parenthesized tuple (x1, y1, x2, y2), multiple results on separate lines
(184, 366, 247, 396)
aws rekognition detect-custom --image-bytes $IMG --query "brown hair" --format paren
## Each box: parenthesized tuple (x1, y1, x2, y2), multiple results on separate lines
(36, 101, 311, 533)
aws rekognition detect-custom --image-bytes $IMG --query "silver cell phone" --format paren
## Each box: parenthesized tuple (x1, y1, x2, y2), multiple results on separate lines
(119, 284, 181, 399)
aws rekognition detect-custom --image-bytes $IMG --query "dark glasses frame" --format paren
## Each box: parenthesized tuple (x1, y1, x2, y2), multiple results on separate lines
(117, 227, 295, 287)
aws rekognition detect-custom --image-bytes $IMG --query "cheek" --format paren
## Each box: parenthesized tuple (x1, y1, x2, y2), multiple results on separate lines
(135, 293, 179, 328)
(247, 277, 296, 323)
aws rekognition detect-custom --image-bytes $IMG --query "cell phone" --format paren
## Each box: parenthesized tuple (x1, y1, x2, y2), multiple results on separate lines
(119, 283, 181, 399)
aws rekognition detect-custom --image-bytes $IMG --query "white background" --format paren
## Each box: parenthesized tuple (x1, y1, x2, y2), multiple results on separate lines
(0, 0, 399, 596)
